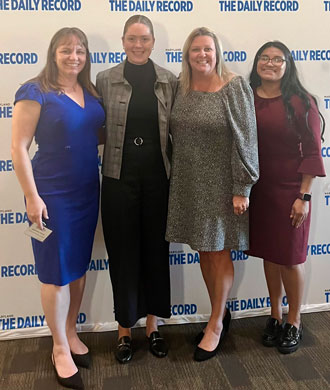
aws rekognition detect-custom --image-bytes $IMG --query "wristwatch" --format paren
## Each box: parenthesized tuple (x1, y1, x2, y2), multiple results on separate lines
(299, 193, 311, 201)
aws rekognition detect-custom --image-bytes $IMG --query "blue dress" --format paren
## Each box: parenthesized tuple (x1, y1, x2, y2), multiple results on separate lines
(15, 82, 105, 286)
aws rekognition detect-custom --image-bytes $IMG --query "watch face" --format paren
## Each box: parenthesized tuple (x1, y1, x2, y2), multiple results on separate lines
(301, 193, 311, 201)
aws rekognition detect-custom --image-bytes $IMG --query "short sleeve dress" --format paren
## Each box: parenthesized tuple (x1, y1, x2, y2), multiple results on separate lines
(166, 76, 259, 251)
(15, 82, 105, 285)
(246, 93, 325, 265)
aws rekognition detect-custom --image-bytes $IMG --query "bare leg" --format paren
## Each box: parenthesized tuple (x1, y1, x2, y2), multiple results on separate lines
(118, 324, 131, 339)
(280, 264, 305, 328)
(146, 314, 158, 337)
(41, 283, 77, 378)
(66, 274, 88, 355)
(198, 250, 234, 351)
(263, 260, 284, 322)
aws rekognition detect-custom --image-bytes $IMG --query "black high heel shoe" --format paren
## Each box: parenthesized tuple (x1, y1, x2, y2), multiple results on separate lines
(194, 309, 231, 362)
(71, 350, 91, 369)
(194, 309, 231, 345)
(51, 354, 84, 390)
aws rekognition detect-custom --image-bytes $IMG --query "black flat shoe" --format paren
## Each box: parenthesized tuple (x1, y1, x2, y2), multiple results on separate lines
(194, 310, 231, 362)
(148, 331, 168, 358)
(71, 351, 91, 369)
(194, 341, 221, 362)
(262, 317, 283, 347)
(277, 322, 303, 354)
(115, 336, 132, 364)
(51, 354, 84, 390)
(194, 309, 231, 345)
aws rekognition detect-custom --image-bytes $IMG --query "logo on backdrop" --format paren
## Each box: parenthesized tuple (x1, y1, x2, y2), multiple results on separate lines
(165, 49, 247, 63)
(324, 183, 330, 206)
(107, 0, 194, 12)
(88, 258, 109, 271)
(217, 0, 299, 12)
(1, 263, 37, 278)
(171, 304, 197, 315)
(0, 210, 27, 224)
(0, 52, 38, 65)
(0, 312, 86, 330)
(324, 1, 330, 11)
(227, 296, 288, 312)
(0, 103, 12, 118)
(0, 0, 81, 11)
(90, 52, 126, 64)
(0, 160, 13, 172)
(325, 290, 330, 302)
(0, 259, 109, 279)
(169, 250, 248, 265)
(291, 50, 330, 61)
(307, 243, 330, 255)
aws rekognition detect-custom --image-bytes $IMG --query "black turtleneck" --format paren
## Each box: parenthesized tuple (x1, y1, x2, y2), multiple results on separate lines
(124, 59, 159, 140)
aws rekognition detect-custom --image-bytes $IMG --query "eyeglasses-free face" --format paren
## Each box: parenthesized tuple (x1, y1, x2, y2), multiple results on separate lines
(256, 47, 287, 84)
(122, 23, 155, 65)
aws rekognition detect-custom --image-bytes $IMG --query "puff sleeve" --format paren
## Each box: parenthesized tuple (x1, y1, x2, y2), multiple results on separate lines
(225, 76, 259, 197)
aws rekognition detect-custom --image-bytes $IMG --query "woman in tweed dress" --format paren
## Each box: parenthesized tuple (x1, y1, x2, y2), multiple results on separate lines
(166, 27, 259, 361)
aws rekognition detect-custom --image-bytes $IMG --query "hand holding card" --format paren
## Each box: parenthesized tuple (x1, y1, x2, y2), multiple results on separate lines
(25, 223, 53, 242)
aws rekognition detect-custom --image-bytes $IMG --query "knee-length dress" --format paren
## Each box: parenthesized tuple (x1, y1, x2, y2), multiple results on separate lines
(166, 76, 259, 251)
(15, 82, 105, 286)
(246, 93, 325, 265)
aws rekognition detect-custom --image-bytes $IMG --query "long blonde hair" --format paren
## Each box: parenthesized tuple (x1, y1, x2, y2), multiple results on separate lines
(180, 27, 230, 96)
(27, 27, 98, 97)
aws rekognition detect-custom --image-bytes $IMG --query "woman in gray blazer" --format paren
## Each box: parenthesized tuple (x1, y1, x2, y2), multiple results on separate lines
(96, 14, 177, 364)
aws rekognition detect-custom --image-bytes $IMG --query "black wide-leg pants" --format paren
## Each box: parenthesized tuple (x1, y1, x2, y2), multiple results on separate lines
(101, 141, 171, 328)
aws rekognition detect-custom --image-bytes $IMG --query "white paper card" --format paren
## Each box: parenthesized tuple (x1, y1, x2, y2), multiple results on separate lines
(24, 223, 53, 242)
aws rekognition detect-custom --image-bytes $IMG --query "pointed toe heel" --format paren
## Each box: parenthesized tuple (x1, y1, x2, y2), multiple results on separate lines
(51, 354, 84, 390)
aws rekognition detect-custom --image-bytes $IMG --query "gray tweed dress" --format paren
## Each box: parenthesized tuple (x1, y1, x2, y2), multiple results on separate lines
(166, 76, 259, 251)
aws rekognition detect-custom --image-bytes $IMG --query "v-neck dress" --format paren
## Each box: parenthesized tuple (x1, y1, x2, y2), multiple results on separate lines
(166, 76, 259, 251)
(15, 82, 105, 285)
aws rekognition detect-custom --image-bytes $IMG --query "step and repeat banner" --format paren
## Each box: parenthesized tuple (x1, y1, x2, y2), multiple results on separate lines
(1, 0, 330, 340)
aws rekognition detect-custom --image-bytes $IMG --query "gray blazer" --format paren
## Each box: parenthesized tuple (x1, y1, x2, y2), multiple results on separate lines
(96, 60, 178, 179)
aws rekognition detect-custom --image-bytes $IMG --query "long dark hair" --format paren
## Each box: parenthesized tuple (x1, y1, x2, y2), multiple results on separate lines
(250, 41, 325, 141)
(26, 27, 98, 97)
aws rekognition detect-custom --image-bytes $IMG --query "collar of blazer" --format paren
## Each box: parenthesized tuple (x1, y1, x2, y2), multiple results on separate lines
(109, 59, 170, 85)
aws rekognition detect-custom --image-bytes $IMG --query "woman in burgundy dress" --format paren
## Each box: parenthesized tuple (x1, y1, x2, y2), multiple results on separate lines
(248, 41, 325, 354)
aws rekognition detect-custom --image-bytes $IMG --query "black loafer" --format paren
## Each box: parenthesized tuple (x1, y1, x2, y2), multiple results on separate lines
(148, 331, 168, 358)
(262, 317, 283, 347)
(277, 322, 303, 354)
(115, 336, 133, 363)
(71, 351, 91, 369)
(51, 354, 84, 390)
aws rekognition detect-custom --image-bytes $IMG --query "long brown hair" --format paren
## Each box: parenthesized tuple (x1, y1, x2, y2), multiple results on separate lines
(27, 27, 98, 97)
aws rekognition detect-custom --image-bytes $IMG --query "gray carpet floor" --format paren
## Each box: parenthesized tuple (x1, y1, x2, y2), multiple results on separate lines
(1, 312, 330, 390)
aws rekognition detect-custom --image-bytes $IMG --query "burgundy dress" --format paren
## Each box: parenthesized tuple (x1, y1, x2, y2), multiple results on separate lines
(247, 93, 325, 265)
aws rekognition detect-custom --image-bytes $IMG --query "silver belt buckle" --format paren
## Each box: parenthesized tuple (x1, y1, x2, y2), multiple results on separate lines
(133, 137, 143, 146)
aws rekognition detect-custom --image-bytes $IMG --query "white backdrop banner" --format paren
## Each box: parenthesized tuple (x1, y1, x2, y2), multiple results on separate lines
(1, 0, 330, 340)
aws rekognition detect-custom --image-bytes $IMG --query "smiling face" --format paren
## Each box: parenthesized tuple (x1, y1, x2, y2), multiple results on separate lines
(122, 23, 155, 65)
(54, 34, 86, 79)
(257, 46, 286, 84)
(188, 35, 217, 76)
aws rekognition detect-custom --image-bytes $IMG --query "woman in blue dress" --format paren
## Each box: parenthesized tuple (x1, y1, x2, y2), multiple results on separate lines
(11, 27, 105, 390)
